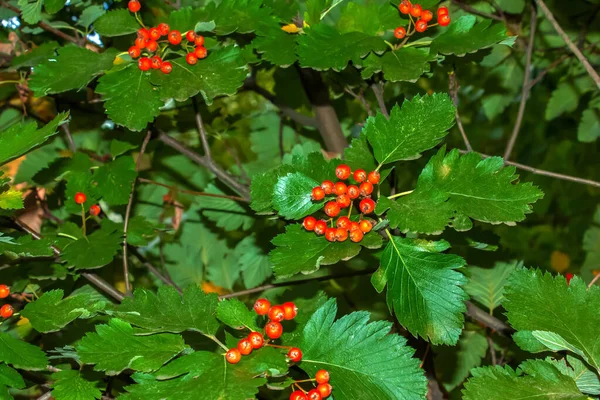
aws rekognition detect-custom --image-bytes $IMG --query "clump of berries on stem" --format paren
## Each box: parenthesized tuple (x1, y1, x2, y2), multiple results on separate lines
(393, 1, 451, 47)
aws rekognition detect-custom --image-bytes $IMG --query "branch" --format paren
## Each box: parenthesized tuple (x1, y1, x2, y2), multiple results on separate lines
(465, 301, 512, 334)
(370, 82, 389, 118)
(503, 4, 537, 161)
(450, 0, 503, 21)
(61, 124, 76, 152)
(345, 87, 374, 117)
(137, 178, 248, 202)
(128, 246, 183, 294)
(36, 391, 52, 400)
(448, 71, 473, 152)
(191, 97, 212, 160)
(534, 0, 600, 89)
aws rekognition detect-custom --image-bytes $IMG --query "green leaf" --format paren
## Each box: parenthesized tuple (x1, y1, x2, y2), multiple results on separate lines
(92, 156, 137, 206)
(272, 172, 323, 220)
(372, 236, 467, 345)
(21, 289, 106, 333)
(551, 355, 600, 395)
(364, 93, 455, 165)
(0, 189, 23, 210)
(50, 370, 102, 400)
(582, 205, 600, 280)
(77, 5, 105, 27)
(61, 219, 122, 270)
(431, 15, 514, 56)
(44, 0, 64, 14)
(234, 235, 273, 289)
(17, 0, 42, 24)
(504, 267, 600, 373)
(270, 224, 383, 278)
(496, 0, 525, 13)
(463, 360, 587, 400)
(216, 298, 260, 331)
(94, 9, 139, 37)
(250, 164, 296, 214)
(149, 47, 248, 104)
(0, 364, 25, 390)
(464, 261, 519, 313)
(292, 299, 428, 399)
(253, 30, 297, 67)
(359, 47, 434, 82)
(0, 235, 55, 258)
(297, 24, 387, 71)
(336, 1, 398, 35)
(205, 250, 242, 291)
(96, 65, 163, 131)
(110, 139, 138, 158)
(0, 112, 68, 166)
(545, 80, 592, 121)
(76, 319, 185, 375)
(0, 333, 48, 370)
(206, 0, 280, 36)
(126, 215, 158, 247)
(578, 107, 600, 142)
(196, 183, 254, 231)
(111, 285, 220, 335)
(11, 41, 59, 68)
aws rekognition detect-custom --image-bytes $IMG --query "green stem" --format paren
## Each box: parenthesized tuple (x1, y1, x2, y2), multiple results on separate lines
(134, 12, 145, 28)
(387, 190, 414, 200)
(57, 233, 79, 241)
(204, 334, 229, 351)
(0, 80, 23, 85)
(80, 204, 87, 237)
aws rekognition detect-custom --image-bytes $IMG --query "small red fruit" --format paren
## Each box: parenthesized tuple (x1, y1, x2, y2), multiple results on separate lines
(186, 53, 198, 65)
(410, 4, 422, 17)
(248, 332, 264, 349)
(311, 186, 325, 201)
(0, 285, 10, 299)
(150, 55, 162, 69)
(137, 28, 149, 40)
(349, 221, 360, 231)
(168, 30, 182, 45)
(194, 46, 207, 59)
(307, 389, 322, 400)
(288, 347, 302, 362)
(128, 46, 141, 58)
(225, 348, 241, 364)
(314, 220, 327, 235)
(134, 38, 147, 49)
(399, 1, 411, 14)
(253, 298, 271, 315)
(350, 229, 364, 243)
(422, 10, 433, 22)
(566, 273, 574, 285)
(359, 219, 373, 233)
(359, 181, 373, 196)
(160, 61, 173, 74)
(89, 204, 101, 216)
(347, 185, 360, 199)
(128, 0, 140, 12)
(158, 23, 170, 35)
(282, 302, 297, 320)
(265, 321, 283, 339)
(74, 192, 87, 204)
(303, 216, 317, 231)
(324, 201, 340, 217)
(185, 30, 196, 42)
(353, 169, 367, 182)
(415, 19, 427, 32)
(359, 198, 375, 214)
(146, 40, 158, 52)
(194, 35, 205, 46)
(336, 216, 350, 229)
(438, 14, 451, 26)
(335, 228, 348, 242)
(367, 171, 380, 184)
(138, 57, 151, 71)
(290, 391, 308, 400)
(149, 27, 161, 40)
(268, 305, 285, 322)
(317, 383, 332, 398)
(325, 228, 337, 242)
(315, 369, 330, 384)
(321, 180, 334, 195)
(336, 194, 351, 208)
(1, 304, 14, 319)
(333, 182, 347, 195)
(335, 164, 351, 180)
(237, 338, 253, 355)
(394, 27, 406, 39)
(437, 6, 449, 16)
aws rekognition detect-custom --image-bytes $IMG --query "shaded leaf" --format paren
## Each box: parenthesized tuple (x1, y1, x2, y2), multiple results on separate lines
(94, 9, 139, 37)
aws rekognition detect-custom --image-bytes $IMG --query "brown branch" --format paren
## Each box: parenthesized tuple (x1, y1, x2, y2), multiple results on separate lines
(36, 391, 52, 400)
(451, 0, 503, 21)
(128, 246, 183, 294)
(345, 87, 374, 117)
(61, 124, 76, 152)
(191, 97, 212, 160)
(487, 336, 497, 366)
(503, 4, 537, 161)
(448, 71, 473, 152)
(588, 273, 600, 289)
(371, 82, 389, 118)
(137, 178, 248, 202)
(465, 301, 512, 334)
(534, 0, 600, 89)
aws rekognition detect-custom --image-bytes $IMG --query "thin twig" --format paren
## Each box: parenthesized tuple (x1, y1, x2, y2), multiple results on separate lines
(487, 336, 497, 366)
(448, 71, 473, 152)
(278, 115, 285, 159)
(535, 0, 600, 89)
(465, 301, 512, 334)
(61, 124, 76, 152)
(191, 97, 212, 160)
(451, 0, 503, 21)
(503, 4, 537, 161)
(128, 246, 183, 294)
(122, 130, 152, 295)
(588, 273, 600, 289)
(371, 82, 389, 118)
(138, 178, 247, 202)
(344, 87, 374, 116)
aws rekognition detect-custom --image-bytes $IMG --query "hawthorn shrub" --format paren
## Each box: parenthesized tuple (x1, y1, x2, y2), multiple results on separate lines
(0, 0, 599, 399)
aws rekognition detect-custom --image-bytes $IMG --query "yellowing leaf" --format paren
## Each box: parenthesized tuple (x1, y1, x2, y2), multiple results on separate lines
(281, 23, 301, 33)
(550, 250, 570, 273)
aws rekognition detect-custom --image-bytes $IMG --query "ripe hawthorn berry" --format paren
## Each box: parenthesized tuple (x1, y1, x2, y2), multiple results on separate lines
(89, 204, 101, 216)
(185, 30, 196, 41)
(225, 348, 241, 364)
(303, 216, 317, 231)
(347, 185, 359, 199)
(0, 304, 14, 319)
(359, 181, 373, 196)
(353, 169, 367, 183)
(315, 369, 330, 384)
(194, 46, 208, 59)
(135, 37, 147, 49)
(438, 14, 451, 26)
(410, 4, 422, 17)
(128, 46, 141, 58)
(287, 347, 302, 362)
(74, 192, 87, 204)
(422, 10, 433, 22)
(149, 27, 161, 40)
(194, 35, 205, 46)
(150, 55, 162, 69)
(317, 383, 332, 398)
(160, 61, 173, 74)
(566, 273, 574, 285)
(0, 285, 9, 299)
(268, 305, 285, 322)
(349, 221, 360, 231)
(335, 228, 348, 242)
(367, 171, 380, 184)
(437, 6, 449, 16)
(307, 389, 322, 400)
(415, 19, 427, 32)
(237, 338, 253, 355)
(138, 57, 152, 71)
(158, 23, 170, 35)
(321, 180, 334, 195)
(350, 229, 364, 243)
(186, 53, 198, 65)
(253, 298, 271, 315)
(336, 194, 351, 208)
(128, 0, 141, 12)
(399, 0, 411, 14)
(333, 182, 347, 195)
(325, 228, 337, 242)
(248, 332, 264, 349)
(168, 30, 182, 45)
(324, 201, 340, 217)
(314, 220, 327, 235)
(394, 27, 406, 39)
(290, 391, 308, 400)
(359, 198, 375, 214)
(335, 164, 351, 180)
(311, 186, 325, 201)
(336, 216, 350, 230)
(146, 40, 158, 52)
(359, 219, 373, 233)
(137, 28, 149, 40)
(282, 302, 297, 320)
(265, 321, 283, 339)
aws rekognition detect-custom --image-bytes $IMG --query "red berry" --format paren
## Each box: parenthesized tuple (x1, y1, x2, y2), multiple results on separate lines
(185, 30, 196, 41)
(566, 273, 574, 285)
(282, 302, 297, 320)
(89, 204, 101, 216)
(128, 46, 141, 58)
(438, 14, 451, 26)
(359, 181, 373, 196)
(158, 23, 170, 35)
(415, 19, 427, 32)
(146, 40, 158, 52)
(335, 227, 348, 242)
(311, 186, 325, 201)
(335, 164, 351, 180)
(237, 338, 253, 355)
(253, 298, 271, 315)
(290, 391, 308, 400)
(336, 216, 350, 230)
(268, 305, 285, 322)
(336, 194, 351, 208)
(307, 389, 322, 400)
(422, 10, 433, 22)
(350, 229, 364, 243)
(194, 46, 207, 59)
(315, 370, 330, 384)
(333, 182, 347, 195)
(168, 30, 182, 45)
(0, 285, 10, 299)
(347, 185, 360, 199)
(186, 53, 197, 65)
(367, 171, 380, 184)
(225, 348, 241, 364)
(74, 192, 87, 204)
(128, 0, 140, 12)
(248, 332, 264, 349)
(1, 304, 14, 319)
(324, 201, 340, 217)
(288, 347, 302, 362)
(321, 180, 334, 195)
(138, 57, 151, 71)
(394, 26, 406, 39)
(137, 28, 149, 40)
(303, 216, 317, 231)
(149, 27, 161, 40)
(359, 219, 373, 233)
(134, 38, 147, 49)
(437, 6, 449, 16)
(314, 220, 327, 235)
(359, 198, 375, 214)
(353, 169, 367, 183)
(150, 55, 162, 69)
(410, 4, 422, 17)
(265, 321, 283, 339)
(325, 227, 337, 242)
(160, 61, 173, 74)
(399, 1, 411, 14)
(194, 35, 205, 46)
(349, 221, 360, 231)
(317, 383, 332, 398)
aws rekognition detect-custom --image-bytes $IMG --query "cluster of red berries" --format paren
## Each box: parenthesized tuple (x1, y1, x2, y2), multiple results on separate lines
(290, 369, 333, 400)
(394, 3, 450, 39)
(304, 164, 380, 243)
(0, 285, 13, 319)
(74, 192, 101, 216)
